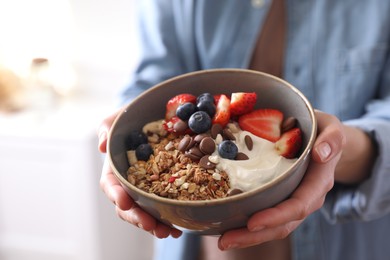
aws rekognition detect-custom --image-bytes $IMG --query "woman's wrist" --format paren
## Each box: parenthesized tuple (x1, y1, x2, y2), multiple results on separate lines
(334, 125, 377, 184)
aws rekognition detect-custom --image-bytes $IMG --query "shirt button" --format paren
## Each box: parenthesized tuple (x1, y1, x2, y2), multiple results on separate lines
(252, 0, 265, 8)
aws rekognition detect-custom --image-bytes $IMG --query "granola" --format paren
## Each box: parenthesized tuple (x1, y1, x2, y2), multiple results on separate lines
(127, 133, 230, 201)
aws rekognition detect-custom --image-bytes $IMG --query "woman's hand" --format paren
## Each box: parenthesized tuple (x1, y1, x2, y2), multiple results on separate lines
(218, 110, 346, 250)
(97, 108, 182, 239)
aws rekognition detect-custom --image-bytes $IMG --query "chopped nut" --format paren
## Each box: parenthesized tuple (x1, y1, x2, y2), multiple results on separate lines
(165, 141, 175, 151)
(150, 174, 159, 181)
(126, 150, 138, 165)
(143, 120, 165, 135)
(174, 176, 186, 186)
(208, 155, 220, 164)
(215, 134, 223, 144)
(148, 133, 160, 143)
(152, 162, 160, 175)
(181, 182, 190, 190)
(227, 122, 240, 133)
(212, 173, 221, 181)
(188, 183, 197, 193)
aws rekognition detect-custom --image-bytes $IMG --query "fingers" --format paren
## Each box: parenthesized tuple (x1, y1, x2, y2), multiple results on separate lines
(115, 204, 183, 239)
(219, 220, 302, 250)
(101, 159, 183, 238)
(219, 158, 338, 250)
(217, 111, 345, 250)
(222, 144, 341, 249)
(312, 110, 346, 163)
(100, 159, 135, 210)
(246, 152, 338, 230)
(97, 109, 123, 153)
(115, 203, 182, 239)
(96, 108, 183, 239)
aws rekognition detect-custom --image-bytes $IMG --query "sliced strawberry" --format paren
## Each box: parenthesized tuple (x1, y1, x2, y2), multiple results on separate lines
(230, 92, 257, 116)
(213, 94, 222, 105)
(212, 94, 231, 127)
(165, 94, 197, 120)
(163, 116, 192, 135)
(275, 127, 303, 158)
(238, 109, 283, 142)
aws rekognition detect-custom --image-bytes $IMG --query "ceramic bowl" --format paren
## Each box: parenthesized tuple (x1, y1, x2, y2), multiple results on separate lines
(107, 69, 317, 235)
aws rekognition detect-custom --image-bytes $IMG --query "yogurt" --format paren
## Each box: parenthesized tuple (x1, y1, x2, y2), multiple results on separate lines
(213, 130, 297, 192)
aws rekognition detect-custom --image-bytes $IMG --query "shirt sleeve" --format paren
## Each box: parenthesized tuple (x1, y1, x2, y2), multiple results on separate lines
(120, 0, 199, 105)
(321, 50, 390, 223)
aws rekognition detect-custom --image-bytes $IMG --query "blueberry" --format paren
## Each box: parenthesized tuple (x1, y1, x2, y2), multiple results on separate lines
(196, 93, 214, 104)
(176, 102, 196, 121)
(218, 140, 238, 160)
(135, 143, 153, 161)
(197, 100, 216, 117)
(188, 111, 212, 134)
(126, 130, 148, 150)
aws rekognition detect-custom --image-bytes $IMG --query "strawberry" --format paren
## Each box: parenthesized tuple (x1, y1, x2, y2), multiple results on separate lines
(230, 92, 257, 116)
(213, 94, 222, 105)
(212, 94, 231, 127)
(165, 94, 197, 120)
(274, 127, 302, 158)
(238, 109, 283, 142)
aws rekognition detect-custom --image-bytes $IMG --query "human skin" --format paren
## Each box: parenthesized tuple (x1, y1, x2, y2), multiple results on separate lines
(97, 109, 375, 250)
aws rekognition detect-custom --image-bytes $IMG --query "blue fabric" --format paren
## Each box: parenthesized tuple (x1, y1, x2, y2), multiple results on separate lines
(153, 233, 200, 260)
(120, 1, 390, 259)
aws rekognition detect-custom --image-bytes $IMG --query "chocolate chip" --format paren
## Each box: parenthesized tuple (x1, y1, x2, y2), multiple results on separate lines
(199, 155, 216, 170)
(185, 150, 202, 161)
(228, 188, 243, 196)
(199, 137, 216, 155)
(282, 117, 297, 133)
(173, 119, 188, 133)
(178, 136, 196, 152)
(187, 137, 196, 150)
(235, 152, 249, 160)
(244, 135, 253, 151)
(194, 133, 209, 143)
(222, 128, 236, 141)
(178, 136, 191, 152)
(185, 146, 204, 161)
(211, 124, 223, 139)
(190, 146, 204, 157)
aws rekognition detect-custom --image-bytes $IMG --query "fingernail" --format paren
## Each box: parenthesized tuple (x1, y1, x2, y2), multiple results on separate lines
(316, 142, 331, 161)
(137, 223, 144, 229)
(225, 243, 239, 250)
(219, 239, 238, 250)
(250, 225, 265, 232)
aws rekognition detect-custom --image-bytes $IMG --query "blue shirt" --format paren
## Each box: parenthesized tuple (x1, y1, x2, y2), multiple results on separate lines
(121, 1, 390, 259)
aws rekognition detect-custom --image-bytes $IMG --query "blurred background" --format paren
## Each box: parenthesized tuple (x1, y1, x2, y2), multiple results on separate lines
(0, 0, 155, 259)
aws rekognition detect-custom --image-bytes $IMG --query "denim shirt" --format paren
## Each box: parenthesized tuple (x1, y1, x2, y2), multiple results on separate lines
(121, 1, 390, 259)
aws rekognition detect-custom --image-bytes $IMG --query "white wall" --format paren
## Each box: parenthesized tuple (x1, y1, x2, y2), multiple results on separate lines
(69, 0, 140, 101)
(0, 0, 140, 102)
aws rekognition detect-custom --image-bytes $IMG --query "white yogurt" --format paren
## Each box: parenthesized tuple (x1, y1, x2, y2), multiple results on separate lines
(214, 130, 297, 192)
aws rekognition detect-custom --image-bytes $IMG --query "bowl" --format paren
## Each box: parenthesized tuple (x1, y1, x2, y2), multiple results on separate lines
(107, 68, 317, 235)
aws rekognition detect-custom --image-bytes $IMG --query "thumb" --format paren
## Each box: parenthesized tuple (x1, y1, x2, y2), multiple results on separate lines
(312, 110, 346, 163)
(97, 109, 122, 153)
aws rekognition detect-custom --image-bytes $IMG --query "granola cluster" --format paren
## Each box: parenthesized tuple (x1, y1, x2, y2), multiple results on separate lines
(127, 133, 230, 201)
